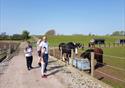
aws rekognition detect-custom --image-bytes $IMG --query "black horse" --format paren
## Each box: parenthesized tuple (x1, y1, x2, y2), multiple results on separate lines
(80, 47, 103, 68)
(76, 42, 84, 50)
(59, 42, 78, 64)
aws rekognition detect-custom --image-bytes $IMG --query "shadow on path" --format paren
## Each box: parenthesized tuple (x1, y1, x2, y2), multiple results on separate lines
(47, 69, 61, 76)
(48, 65, 64, 71)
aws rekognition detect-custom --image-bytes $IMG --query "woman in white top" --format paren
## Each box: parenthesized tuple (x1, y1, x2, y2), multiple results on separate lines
(39, 36, 49, 78)
(36, 38, 42, 66)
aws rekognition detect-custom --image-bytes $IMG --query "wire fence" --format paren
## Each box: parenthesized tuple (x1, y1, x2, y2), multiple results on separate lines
(49, 47, 125, 84)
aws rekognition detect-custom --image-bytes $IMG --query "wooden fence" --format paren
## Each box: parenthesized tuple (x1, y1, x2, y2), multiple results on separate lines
(0, 42, 20, 62)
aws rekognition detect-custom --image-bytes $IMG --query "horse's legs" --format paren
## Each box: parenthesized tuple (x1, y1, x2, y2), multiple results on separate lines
(62, 53, 65, 61)
(66, 53, 70, 65)
(99, 55, 103, 64)
(98, 55, 103, 67)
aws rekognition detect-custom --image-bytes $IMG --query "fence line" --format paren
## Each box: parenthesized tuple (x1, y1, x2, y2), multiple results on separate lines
(105, 65, 125, 72)
(103, 55, 125, 60)
(84, 51, 125, 60)
(80, 51, 125, 72)
(50, 47, 125, 59)
(91, 51, 125, 71)
(49, 47, 125, 87)
(96, 70, 125, 83)
(96, 61, 125, 72)
(49, 48, 125, 84)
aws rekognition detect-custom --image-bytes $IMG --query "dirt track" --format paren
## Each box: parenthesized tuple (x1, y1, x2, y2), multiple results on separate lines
(0, 42, 65, 88)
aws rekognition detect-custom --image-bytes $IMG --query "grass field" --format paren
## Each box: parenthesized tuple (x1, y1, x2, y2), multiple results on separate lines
(46, 35, 125, 46)
(96, 47, 125, 88)
(103, 47, 125, 69)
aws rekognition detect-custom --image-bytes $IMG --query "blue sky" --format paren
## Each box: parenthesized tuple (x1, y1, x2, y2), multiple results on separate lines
(0, 0, 125, 35)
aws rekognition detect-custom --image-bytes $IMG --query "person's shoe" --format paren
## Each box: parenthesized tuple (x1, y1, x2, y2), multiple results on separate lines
(38, 63, 41, 67)
(28, 68, 30, 71)
(30, 67, 33, 69)
(44, 68, 47, 72)
(41, 75, 47, 78)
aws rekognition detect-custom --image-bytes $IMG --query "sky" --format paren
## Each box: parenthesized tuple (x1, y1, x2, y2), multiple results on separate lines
(0, 0, 125, 35)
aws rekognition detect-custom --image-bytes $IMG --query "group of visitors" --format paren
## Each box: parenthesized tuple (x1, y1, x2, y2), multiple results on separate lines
(24, 36, 49, 78)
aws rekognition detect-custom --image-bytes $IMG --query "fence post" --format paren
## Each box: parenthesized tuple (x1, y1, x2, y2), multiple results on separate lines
(113, 43, 115, 47)
(91, 52, 94, 77)
(4, 44, 6, 49)
(109, 43, 110, 48)
(122, 43, 123, 47)
(6, 44, 11, 58)
(8, 44, 11, 54)
(117, 43, 119, 47)
(99, 44, 101, 48)
(53, 47, 55, 57)
(104, 43, 106, 48)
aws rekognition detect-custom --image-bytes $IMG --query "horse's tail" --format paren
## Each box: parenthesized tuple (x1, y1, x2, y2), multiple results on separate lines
(59, 45, 62, 51)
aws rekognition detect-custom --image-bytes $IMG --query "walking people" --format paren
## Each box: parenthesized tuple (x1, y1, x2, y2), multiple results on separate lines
(24, 41, 33, 70)
(36, 38, 42, 67)
(39, 36, 49, 78)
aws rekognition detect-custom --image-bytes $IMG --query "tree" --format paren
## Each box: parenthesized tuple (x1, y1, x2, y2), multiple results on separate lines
(11, 34, 23, 40)
(22, 30, 30, 40)
(0, 32, 10, 40)
(111, 31, 125, 36)
(45, 29, 56, 36)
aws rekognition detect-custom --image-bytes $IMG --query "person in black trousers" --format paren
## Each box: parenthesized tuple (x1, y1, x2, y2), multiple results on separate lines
(24, 41, 33, 70)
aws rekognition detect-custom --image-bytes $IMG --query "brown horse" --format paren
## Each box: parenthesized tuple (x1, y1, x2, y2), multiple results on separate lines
(80, 47, 103, 68)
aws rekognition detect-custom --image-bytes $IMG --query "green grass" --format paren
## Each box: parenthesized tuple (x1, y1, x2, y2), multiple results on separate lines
(46, 35, 125, 46)
(30, 35, 125, 47)
(103, 79, 125, 88)
(103, 47, 125, 69)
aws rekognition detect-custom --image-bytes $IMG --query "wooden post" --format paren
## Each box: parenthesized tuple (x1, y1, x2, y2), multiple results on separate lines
(104, 43, 106, 48)
(109, 43, 110, 48)
(8, 44, 11, 54)
(91, 52, 94, 77)
(4, 45, 6, 49)
(113, 43, 115, 47)
(99, 44, 101, 48)
(122, 43, 123, 47)
(53, 47, 55, 57)
(117, 43, 119, 47)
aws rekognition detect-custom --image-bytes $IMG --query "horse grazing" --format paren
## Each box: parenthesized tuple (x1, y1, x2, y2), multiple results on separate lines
(59, 42, 78, 64)
(80, 47, 103, 68)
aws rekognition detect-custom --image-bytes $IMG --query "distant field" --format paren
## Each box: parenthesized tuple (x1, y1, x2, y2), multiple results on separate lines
(46, 35, 125, 46)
